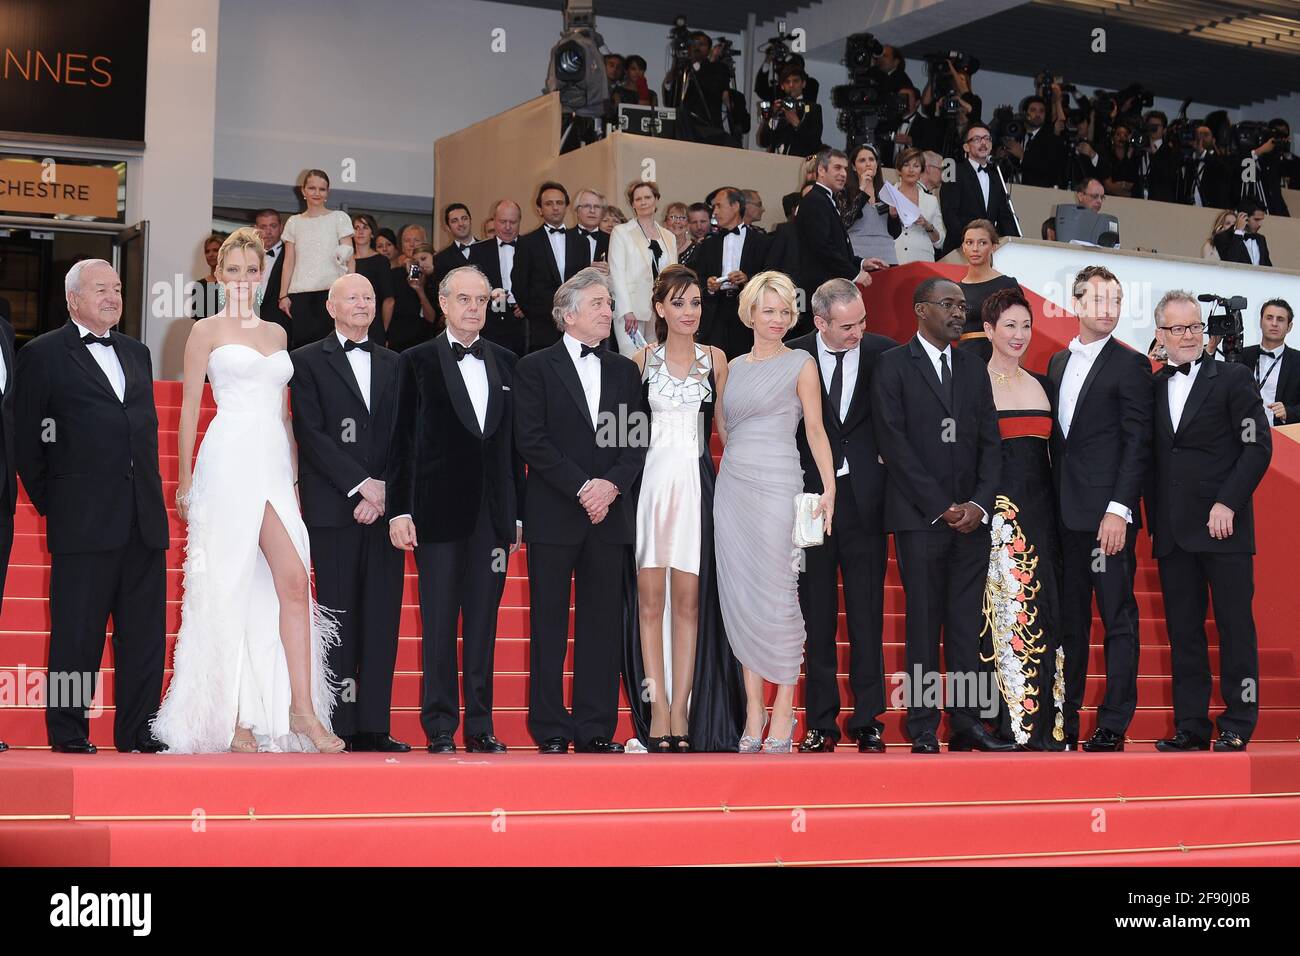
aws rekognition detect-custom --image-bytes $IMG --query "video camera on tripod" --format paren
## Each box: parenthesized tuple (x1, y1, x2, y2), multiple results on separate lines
(1198, 292, 1248, 363)
(830, 32, 906, 149)
(924, 49, 979, 116)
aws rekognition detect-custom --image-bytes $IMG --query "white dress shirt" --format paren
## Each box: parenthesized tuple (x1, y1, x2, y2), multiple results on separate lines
(719, 224, 746, 288)
(1059, 334, 1132, 522)
(577, 227, 599, 259)
(497, 239, 517, 302)
(1166, 358, 1203, 431)
(336, 331, 373, 499)
(454, 241, 473, 260)
(1236, 229, 1262, 266)
(449, 329, 489, 431)
(816, 332, 858, 477)
(545, 224, 567, 278)
(968, 156, 991, 209)
(71, 318, 125, 402)
(1257, 346, 1284, 424)
(564, 332, 601, 426)
(257, 241, 283, 295)
(0, 337, 7, 394)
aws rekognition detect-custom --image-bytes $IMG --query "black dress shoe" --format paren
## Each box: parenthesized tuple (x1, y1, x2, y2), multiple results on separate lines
(1082, 727, 1125, 752)
(911, 732, 940, 754)
(342, 734, 366, 752)
(1213, 730, 1247, 752)
(1155, 731, 1210, 752)
(465, 733, 507, 754)
(575, 737, 624, 754)
(853, 728, 886, 753)
(949, 724, 1017, 752)
(1062, 734, 1079, 751)
(128, 740, 167, 754)
(51, 738, 97, 754)
(0, 740, 9, 752)
(537, 736, 569, 755)
(798, 729, 836, 752)
(426, 732, 456, 754)
(370, 733, 411, 753)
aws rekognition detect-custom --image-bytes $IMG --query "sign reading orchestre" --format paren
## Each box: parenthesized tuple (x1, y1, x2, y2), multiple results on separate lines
(0, 158, 121, 219)
(0, 0, 149, 144)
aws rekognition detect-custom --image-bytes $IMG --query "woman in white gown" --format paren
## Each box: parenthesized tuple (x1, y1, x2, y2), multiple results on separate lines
(151, 227, 343, 754)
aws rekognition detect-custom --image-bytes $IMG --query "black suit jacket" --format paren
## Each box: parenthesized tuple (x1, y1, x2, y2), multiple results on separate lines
(758, 102, 824, 156)
(14, 321, 169, 553)
(940, 159, 1020, 255)
(1137, 142, 1180, 202)
(0, 318, 16, 519)
(388, 332, 524, 544)
(872, 335, 1001, 531)
(1047, 337, 1154, 532)
(254, 242, 287, 331)
(1148, 359, 1271, 557)
(1214, 230, 1272, 267)
(514, 340, 647, 545)
(791, 331, 895, 533)
(468, 238, 528, 352)
(1236, 344, 1300, 423)
(434, 241, 475, 281)
(1179, 153, 1232, 209)
(511, 225, 590, 352)
(289, 335, 399, 529)
(1019, 127, 1066, 188)
(695, 227, 770, 336)
(795, 185, 858, 303)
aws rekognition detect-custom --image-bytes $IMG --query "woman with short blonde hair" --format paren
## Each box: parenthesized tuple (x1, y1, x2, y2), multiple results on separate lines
(714, 270, 837, 753)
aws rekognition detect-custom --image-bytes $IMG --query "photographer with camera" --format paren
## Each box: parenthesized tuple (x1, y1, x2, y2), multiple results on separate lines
(1239, 119, 1300, 217)
(1214, 198, 1272, 267)
(755, 49, 819, 104)
(868, 45, 913, 96)
(920, 53, 982, 157)
(1102, 120, 1139, 197)
(757, 65, 824, 156)
(663, 29, 737, 147)
(1135, 110, 1179, 202)
(881, 85, 942, 167)
(1001, 93, 1067, 187)
(1178, 124, 1231, 209)
(1235, 299, 1300, 425)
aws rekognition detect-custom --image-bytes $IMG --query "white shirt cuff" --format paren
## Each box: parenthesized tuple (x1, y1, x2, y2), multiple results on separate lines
(516, 519, 523, 528)
(347, 479, 368, 498)
(1106, 501, 1133, 524)
(577, 479, 591, 499)
(389, 513, 412, 523)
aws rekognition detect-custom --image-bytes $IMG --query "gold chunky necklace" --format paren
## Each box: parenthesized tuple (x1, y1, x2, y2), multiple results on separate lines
(990, 366, 1024, 387)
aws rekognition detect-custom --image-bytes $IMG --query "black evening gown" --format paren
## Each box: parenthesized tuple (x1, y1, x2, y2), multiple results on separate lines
(353, 253, 395, 345)
(958, 274, 1021, 363)
(620, 362, 747, 751)
(981, 406, 1066, 750)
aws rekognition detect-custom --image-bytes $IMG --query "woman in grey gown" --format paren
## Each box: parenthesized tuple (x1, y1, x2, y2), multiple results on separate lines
(714, 271, 837, 753)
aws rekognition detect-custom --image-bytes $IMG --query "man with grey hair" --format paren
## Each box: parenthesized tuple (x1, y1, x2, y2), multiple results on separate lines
(388, 264, 524, 754)
(515, 267, 647, 754)
(1149, 288, 1271, 753)
(14, 259, 169, 754)
(790, 279, 897, 753)
(920, 150, 944, 194)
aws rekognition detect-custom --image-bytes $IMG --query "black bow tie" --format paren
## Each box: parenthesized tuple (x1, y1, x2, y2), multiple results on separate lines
(1164, 357, 1202, 377)
(547, 226, 566, 235)
(452, 340, 483, 361)
(578, 228, 596, 239)
(498, 239, 516, 247)
(580, 343, 603, 358)
(343, 338, 372, 353)
(266, 248, 277, 259)
(976, 165, 989, 175)
(1243, 235, 1259, 244)
(725, 226, 743, 235)
(81, 333, 112, 347)
(1263, 349, 1281, 360)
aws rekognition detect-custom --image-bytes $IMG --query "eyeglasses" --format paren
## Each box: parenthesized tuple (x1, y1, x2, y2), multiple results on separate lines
(576, 203, 604, 211)
(1159, 323, 1205, 337)
(666, 214, 688, 222)
(921, 298, 968, 312)
(966, 134, 992, 144)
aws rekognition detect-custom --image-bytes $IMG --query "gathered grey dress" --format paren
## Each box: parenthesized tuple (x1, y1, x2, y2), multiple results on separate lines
(714, 349, 812, 685)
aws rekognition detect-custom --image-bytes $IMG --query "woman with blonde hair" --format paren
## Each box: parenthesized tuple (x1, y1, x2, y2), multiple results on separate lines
(609, 179, 678, 355)
(1202, 209, 1237, 261)
(713, 270, 836, 753)
(663, 201, 694, 259)
(276, 168, 355, 348)
(153, 226, 343, 754)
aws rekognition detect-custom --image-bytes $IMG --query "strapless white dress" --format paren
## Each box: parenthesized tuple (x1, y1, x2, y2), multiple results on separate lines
(151, 344, 339, 753)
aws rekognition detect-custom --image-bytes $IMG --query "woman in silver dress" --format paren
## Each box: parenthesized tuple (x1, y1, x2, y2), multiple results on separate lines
(714, 271, 837, 753)
(844, 143, 899, 266)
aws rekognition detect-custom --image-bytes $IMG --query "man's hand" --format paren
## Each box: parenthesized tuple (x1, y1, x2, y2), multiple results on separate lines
(389, 516, 417, 551)
(358, 477, 385, 512)
(510, 524, 523, 554)
(354, 499, 380, 525)
(1235, 211, 1249, 231)
(726, 270, 748, 287)
(940, 503, 963, 526)
(589, 505, 610, 524)
(589, 260, 610, 275)
(893, 131, 912, 146)
(853, 268, 874, 288)
(952, 502, 983, 534)
(579, 478, 619, 519)
(706, 276, 721, 293)
(782, 107, 801, 127)
(1255, 137, 1277, 157)
(1208, 503, 1235, 540)
(1269, 401, 1287, 423)
(862, 257, 890, 272)
(1077, 141, 1096, 158)
(1005, 140, 1025, 161)
(1097, 512, 1127, 556)
(623, 312, 638, 334)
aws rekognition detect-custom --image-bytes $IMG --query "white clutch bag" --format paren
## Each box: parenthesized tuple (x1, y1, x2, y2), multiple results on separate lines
(793, 493, 824, 549)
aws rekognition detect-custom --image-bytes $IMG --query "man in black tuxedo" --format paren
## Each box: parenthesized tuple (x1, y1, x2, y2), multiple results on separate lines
(253, 209, 287, 334)
(290, 273, 407, 753)
(512, 181, 591, 354)
(1235, 299, 1300, 425)
(756, 66, 823, 156)
(1048, 265, 1154, 752)
(514, 268, 647, 754)
(572, 188, 611, 266)
(794, 280, 896, 753)
(872, 277, 1011, 754)
(1214, 199, 1273, 267)
(1148, 291, 1271, 753)
(796, 149, 880, 334)
(1004, 96, 1066, 188)
(1135, 110, 1180, 203)
(940, 122, 1021, 256)
(389, 265, 524, 755)
(697, 187, 769, 358)
(15, 260, 169, 754)
(0, 315, 12, 753)
(1178, 126, 1232, 209)
(882, 86, 940, 167)
(434, 203, 476, 276)
(468, 200, 528, 356)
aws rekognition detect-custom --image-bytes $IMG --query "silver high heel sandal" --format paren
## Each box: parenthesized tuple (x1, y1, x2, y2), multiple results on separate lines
(738, 717, 769, 754)
(762, 714, 799, 754)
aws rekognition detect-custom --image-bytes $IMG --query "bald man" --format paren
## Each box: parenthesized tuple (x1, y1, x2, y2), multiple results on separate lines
(289, 273, 408, 752)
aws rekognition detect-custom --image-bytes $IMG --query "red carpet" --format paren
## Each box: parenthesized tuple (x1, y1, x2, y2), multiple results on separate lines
(3, 280, 1300, 865)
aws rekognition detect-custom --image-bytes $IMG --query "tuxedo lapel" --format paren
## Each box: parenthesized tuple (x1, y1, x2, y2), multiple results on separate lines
(1276, 346, 1294, 403)
(481, 343, 505, 438)
(1074, 337, 1116, 419)
(540, 229, 562, 285)
(1154, 371, 1175, 441)
(909, 335, 952, 414)
(63, 323, 120, 404)
(0, 323, 15, 397)
(1175, 360, 1215, 438)
(370, 345, 396, 414)
(111, 335, 139, 404)
(550, 342, 595, 431)
(436, 334, 484, 438)
(322, 334, 368, 412)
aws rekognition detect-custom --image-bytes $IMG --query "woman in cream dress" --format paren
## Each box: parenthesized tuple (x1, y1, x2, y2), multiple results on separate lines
(608, 179, 678, 355)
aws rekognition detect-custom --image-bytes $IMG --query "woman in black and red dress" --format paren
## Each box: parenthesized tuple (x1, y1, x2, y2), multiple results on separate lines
(980, 287, 1065, 750)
